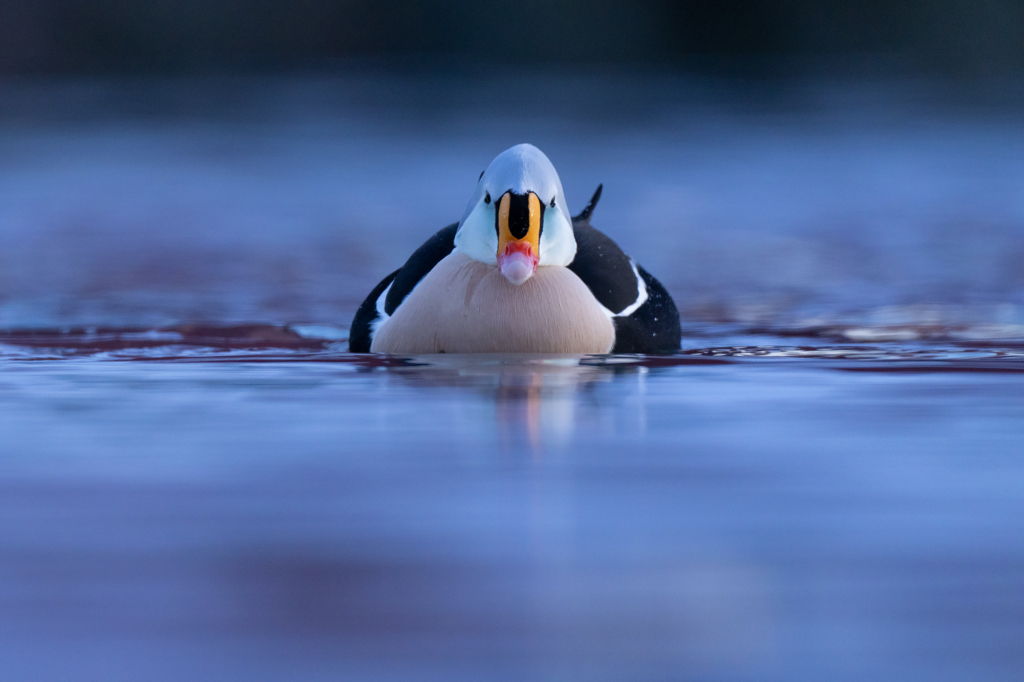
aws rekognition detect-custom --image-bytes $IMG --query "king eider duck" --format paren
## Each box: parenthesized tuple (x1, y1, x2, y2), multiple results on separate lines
(349, 144, 680, 354)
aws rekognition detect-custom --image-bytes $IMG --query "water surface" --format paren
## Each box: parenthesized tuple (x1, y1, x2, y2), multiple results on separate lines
(1, 329, 1022, 682)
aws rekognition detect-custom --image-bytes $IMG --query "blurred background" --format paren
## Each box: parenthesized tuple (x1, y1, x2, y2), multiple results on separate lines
(4, 0, 1024, 76)
(1, 0, 1023, 332)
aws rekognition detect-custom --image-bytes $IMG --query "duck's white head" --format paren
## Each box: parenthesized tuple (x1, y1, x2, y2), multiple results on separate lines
(454, 144, 576, 285)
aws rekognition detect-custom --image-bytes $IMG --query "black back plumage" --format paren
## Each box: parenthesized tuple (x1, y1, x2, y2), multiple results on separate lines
(348, 267, 400, 353)
(567, 202, 639, 313)
(384, 223, 458, 316)
(348, 224, 456, 353)
(569, 186, 681, 354)
(349, 186, 680, 354)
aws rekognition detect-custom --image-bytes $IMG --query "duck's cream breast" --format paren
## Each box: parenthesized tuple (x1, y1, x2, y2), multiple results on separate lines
(370, 251, 615, 354)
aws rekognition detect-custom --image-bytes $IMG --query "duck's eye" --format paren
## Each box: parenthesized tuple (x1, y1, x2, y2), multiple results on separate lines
(484, 192, 491, 204)
(549, 197, 556, 208)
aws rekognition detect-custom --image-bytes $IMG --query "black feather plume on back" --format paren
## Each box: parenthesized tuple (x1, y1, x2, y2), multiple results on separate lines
(572, 184, 602, 224)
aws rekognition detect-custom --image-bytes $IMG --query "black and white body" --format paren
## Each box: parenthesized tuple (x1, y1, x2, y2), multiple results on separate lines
(349, 144, 680, 354)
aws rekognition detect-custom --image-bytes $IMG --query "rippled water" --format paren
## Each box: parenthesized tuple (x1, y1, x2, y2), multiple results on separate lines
(0, 327, 1021, 681)
(2, 75, 1024, 681)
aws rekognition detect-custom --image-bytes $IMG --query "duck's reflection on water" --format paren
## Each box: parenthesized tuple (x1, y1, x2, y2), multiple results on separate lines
(352, 352, 730, 457)
(380, 355, 618, 455)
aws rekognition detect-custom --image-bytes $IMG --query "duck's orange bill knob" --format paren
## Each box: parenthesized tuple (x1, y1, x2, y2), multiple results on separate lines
(496, 191, 541, 285)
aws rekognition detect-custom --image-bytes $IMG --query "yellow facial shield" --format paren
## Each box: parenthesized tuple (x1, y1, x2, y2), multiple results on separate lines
(496, 191, 542, 285)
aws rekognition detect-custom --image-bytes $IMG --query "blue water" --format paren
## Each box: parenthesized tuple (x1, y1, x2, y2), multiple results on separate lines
(1, 74, 1024, 681)
(0, 343, 1022, 681)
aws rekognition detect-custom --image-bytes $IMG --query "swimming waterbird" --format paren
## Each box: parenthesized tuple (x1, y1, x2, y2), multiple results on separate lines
(350, 144, 680, 354)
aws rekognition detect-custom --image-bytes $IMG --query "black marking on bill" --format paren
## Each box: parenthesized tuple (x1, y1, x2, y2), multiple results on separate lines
(507, 192, 531, 239)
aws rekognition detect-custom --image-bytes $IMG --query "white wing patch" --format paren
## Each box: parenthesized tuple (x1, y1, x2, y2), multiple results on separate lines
(369, 280, 394, 340)
(599, 259, 649, 319)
